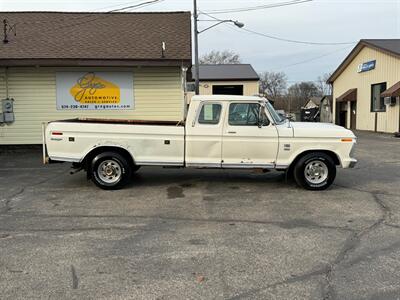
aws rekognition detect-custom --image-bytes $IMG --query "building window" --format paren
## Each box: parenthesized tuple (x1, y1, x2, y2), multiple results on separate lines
(186, 82, 196, 92)
(213, 85, 244, 95)
(371, 82, 387, 112)
(198, 103, 222, 124)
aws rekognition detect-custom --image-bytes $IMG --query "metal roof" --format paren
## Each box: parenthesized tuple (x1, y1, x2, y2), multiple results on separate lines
(362, 39, 400, 55)
(328, 39, 400, 83)
(381, 81, 400, 97)
(337, 88, 357, 102)
(198, 64, 259, 81)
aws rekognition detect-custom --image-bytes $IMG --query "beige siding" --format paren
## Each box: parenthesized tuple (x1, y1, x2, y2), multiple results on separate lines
(199, 80, 259, 96)
(333, 47, 400, 133)
(0, 67, 184, 144)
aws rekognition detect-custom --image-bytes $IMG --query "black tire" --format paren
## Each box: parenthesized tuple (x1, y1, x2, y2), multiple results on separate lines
(90, 151, 132, 190)
(130, 165, 141, 178)
(293, 152, 336, 190)
(132, 165, 141, 173)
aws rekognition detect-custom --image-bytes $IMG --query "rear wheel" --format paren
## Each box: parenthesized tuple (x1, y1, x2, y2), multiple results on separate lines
(90, 151, 132, 190)
(293, 152, 336, 190)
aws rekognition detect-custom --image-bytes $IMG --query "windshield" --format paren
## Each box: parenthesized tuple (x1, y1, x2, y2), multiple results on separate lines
(265, 101, 285, 124)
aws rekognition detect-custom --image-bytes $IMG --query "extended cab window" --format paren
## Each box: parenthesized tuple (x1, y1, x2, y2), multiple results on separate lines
(229, 103, 269, 126)
(198, 103, 222, 124)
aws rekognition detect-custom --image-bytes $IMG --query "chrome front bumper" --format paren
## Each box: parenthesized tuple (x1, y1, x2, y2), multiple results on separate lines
(348, 158, 357, 168)
(341, 157, 357, 169)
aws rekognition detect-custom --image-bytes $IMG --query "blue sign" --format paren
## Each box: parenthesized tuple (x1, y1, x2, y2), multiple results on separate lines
(358, 60, 376, 73)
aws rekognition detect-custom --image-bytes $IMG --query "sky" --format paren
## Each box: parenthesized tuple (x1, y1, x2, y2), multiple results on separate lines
(1, 0, 399, 84)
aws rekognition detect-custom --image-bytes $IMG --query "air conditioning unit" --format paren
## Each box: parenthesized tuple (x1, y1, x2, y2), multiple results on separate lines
(384, 97, 397, 107)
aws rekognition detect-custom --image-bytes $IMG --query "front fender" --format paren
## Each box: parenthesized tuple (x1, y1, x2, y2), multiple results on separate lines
(276, 137, 355, 169)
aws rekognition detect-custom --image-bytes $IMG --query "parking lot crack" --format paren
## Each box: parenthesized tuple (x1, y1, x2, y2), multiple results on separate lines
(228, 265, 331, 300)
(71, 265, 79, 289)
(333, 183, 400, 198)
(322, 192, 392, 300)
(234, 190, 395, 300)
(3, 214, 355, 232)
(0, 170, 66, 215)
(0, 188, 24, 214)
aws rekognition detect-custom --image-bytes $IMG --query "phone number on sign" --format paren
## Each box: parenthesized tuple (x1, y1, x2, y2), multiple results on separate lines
(60, 104, 132, 109)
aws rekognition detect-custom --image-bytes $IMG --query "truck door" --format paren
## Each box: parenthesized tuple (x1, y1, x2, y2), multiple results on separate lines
(222, 102, 279, 168)
(185, 102, 224, 167)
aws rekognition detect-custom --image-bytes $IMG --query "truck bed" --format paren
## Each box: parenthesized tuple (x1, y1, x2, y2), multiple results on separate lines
(45, 120, 185, 165)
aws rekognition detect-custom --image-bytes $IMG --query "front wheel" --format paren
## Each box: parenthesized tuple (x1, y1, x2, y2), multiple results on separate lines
(293, 152, 336, 190)
(90, 152, 132, 190)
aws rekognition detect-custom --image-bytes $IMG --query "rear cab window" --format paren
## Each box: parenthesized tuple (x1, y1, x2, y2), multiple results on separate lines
(198, 103, 222, 125)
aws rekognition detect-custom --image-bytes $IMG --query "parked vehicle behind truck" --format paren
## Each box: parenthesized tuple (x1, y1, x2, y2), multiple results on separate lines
(43, 95, 357, 190)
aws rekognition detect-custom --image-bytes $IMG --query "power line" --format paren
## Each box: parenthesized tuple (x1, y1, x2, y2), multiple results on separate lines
(240, 28, 356, 45)
(202, 0, 313, 14)
(50, 0, 165, 31)
(275, 45, 353, 69)
(109, 0, 164, 12)
(14, 0, 148, 25)
(200, 11, 356, 46)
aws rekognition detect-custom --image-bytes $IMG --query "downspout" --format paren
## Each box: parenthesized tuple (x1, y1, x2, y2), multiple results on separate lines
(0, 67, 8, 130)
(398, 96, 400, 133)
(5, 66, 9, 98)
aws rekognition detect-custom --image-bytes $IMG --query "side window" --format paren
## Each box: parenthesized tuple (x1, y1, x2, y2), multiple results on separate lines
(229, 103, 268, 126)
(198, 103, 222, 124)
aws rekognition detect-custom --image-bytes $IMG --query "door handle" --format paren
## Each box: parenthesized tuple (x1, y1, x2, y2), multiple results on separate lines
(228, 131, 236, 134)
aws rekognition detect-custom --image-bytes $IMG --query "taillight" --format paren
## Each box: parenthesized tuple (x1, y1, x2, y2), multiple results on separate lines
(52, 132, 63, 136)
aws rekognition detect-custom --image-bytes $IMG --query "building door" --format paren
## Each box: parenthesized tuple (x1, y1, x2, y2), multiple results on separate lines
(212, 85, 244, 95)
(350, 101, 357, 130)
(336, 102, 346, 127)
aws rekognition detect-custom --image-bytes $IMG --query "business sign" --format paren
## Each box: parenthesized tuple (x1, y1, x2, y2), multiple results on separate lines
(56, 72, 134, 110)
(357, 60, 376, 73)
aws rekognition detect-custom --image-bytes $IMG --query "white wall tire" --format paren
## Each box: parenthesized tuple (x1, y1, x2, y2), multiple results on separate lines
(293, 152, 336, 190)
(91, 152, 132, 190)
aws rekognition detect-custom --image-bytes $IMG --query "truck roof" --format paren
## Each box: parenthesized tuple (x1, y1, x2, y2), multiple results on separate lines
(191, 95, 265, 102)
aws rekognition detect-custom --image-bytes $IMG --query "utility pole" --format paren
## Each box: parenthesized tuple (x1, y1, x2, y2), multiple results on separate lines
(192, 1, 243, 95)
(193, 0, 200, 95)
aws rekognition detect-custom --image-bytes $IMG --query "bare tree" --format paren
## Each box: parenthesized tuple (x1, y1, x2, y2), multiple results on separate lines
(286, 81, 320, 112)
(316, 72, 332, 96)
(199, 50, 242, 64)
(259, 71, 288, 100)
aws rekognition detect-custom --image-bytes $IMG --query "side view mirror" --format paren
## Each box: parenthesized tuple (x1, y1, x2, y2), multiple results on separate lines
(286, 114, 294, 121)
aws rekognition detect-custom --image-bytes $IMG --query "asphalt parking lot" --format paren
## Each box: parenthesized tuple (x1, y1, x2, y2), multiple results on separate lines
(0, 130, 399, 300)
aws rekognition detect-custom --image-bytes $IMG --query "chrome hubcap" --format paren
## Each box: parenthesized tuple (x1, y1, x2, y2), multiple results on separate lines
(97, 160, 122, 184)
(304, 160, 328, 185)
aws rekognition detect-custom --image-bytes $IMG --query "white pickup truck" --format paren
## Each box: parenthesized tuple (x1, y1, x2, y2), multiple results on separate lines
(43, 95, 357, 190)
